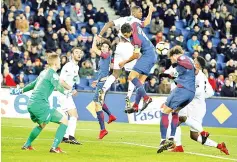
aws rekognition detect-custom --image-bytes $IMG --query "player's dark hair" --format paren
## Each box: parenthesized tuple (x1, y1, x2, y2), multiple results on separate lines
(168, 46, 184, 57)
(196, 56, 206, 69)
(101, 39, 112, 49)
(121, 23, 132, 34)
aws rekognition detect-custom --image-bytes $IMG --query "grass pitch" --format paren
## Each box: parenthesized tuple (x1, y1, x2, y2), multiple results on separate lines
(2, 118, 237, 162)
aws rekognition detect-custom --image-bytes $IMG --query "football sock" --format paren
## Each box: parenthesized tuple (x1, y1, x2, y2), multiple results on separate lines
(52, 124, 67, 148)
(135, 89, 142, 105)
(25, 126, 42, 147)
(131, 78, 148, 101)
(102, 103, 111, 116)
(96, 111, 105, 130)
(68, 116, 77, 137)
(127, 81, 135, 99)
(197, 135, 218, 147)
(175, 126, 182, 146)
(160, 112, 169, 139)
(185, 117, 203, 132)
(102, 75, 116, 92)
(170, 112, 179, 137)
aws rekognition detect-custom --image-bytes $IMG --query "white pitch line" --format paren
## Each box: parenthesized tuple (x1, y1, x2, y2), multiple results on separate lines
(2, 125, 237, 138)
(2, 137, 236, 161)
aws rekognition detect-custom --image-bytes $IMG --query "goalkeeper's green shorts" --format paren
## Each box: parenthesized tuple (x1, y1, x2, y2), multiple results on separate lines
(27, 103, 63, 125)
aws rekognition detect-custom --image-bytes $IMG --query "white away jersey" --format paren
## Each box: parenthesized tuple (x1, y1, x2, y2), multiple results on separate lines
(195, 70, 214, 101)
(113, 16, 143, 29)
(60, 61, 80, 87)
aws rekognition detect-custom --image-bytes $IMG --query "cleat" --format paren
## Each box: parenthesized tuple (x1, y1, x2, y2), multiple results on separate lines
(99, 129, 108, 139)
(200, 131, 210, 144)
(217, 142, 229, 155)
(141, 97, 152, 112)
(68, 136, 82, 145)
(62, 137, 70, 143)
(124, 107, 138, 114)
(157, 140, 174, 154)
(125, 97, 132, 110)
(98, 89, 105, 105)
(107, 115, 117, 124)
(21, 146, 35, 150)
(169, 145, 184, 152)
(50, 147, 66, 153)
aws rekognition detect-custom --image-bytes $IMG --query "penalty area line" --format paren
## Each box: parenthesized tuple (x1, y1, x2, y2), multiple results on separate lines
(2, 137, 236, 161)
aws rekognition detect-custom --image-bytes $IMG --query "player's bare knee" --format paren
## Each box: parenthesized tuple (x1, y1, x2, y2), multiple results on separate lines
(179, 116, 187, 123)
(60, 116, 68, 125)
(39, 123, 46, 129)
(112, 70, 121, 79)
(161, 106, 173, 114)
(68, 109, 78, 118)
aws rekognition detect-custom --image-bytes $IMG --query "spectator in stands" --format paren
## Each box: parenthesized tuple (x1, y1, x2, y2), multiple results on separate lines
(12, 30, 24, 50)
(201, 20, 215, 36)
(46, 15, 56, 30)
(84, 3, 96, 22)
(150, 17, 164, 35)
(202, 41, 217, 60)
(220, 5, 230, 20)
(172, 3, 181, 20)
(104, 27, 115, 42)
(30, 22, 45, 46)
(174, 34, 187, 50)
(208, 73, 217, 91)
(201, 5, 212, 22)
(95, 7, 109, 23)
(226, 43, 237, 61)
(91, 26, 98, 36)
(56, 10, 66, 30)
(46, 33, 59, 50)
(187, 34, 201, 53)
(89, 49, 99, 72)
(119, 0, 131, 17)
(2, 11, 15, 33)
(145, 76, 159, 93)
(221, 21, 234, 40)
(65, 17, 73, 32)
(192, 51, 199, 59)
(29, 46, 40, 62)
(3, 68, 16, 86)
(79, 26, 89, 42)
(216, 74, 225, 96)
(200, 34, 209, 50)
(229, 73, 236, 88)
(158, 78, 171, 94)
(84, 35, 93, 54)
(182, 5, 192, 28)
(15, 71, 27, 87)
(45, 0, 57, 11)
(60, 34, 73, 54)
(224, 59, 236, 77)
(187, 14, 201, 30)
(23, 51, 31, 64)
(189, 25, 202, 40)
(207, 59, 218, 77)
(220, 78, 236, 97)
(44, 24, 54, 41)
(15, 13, 29, 33)
(217, 36, 229, 56)
(11, 60, 24, 76)
(34, 59, 43, 75)
(164, 8, 176, 28)
(70, 2, 85, 23)
(86, 18, 98, 34)
(79, 60, 94, 79)
(24, 6, 34, 25)
(167, 25, 178, 44)
(212, 12, 225, 32)
(32, 0, 46, 12)
(33, 8, 47, 28)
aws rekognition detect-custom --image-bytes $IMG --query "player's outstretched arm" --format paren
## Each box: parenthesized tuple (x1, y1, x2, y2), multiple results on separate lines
(92, 35, 102, 56)
(50, 72, 68, 94)
(143, 4, 155, 27)
(10, 78, 38, 95)
(119, 52, 140, 68)
(99, 21, 114, 37)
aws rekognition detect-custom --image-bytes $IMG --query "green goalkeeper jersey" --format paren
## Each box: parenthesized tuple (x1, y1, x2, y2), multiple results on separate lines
(23, 68, 65, 105)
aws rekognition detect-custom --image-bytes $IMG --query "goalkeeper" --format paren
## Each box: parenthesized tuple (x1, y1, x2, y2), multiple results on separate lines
(11, 51, 71, 153)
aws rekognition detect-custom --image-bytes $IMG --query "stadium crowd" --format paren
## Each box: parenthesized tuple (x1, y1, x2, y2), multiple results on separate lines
(1, 0, 237, 97)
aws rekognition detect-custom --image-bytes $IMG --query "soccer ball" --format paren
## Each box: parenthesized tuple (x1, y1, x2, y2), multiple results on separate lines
(156, 41, 170, 55)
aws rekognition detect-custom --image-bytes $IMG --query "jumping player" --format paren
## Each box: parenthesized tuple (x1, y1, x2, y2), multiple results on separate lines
(91, 36, 116, 139)
(10, 52, 71, 153)
(168, 56, 229, 155)
(59, 47, 82, 145)
(157, 46, 196, 153)
(98, 5, 155, 109)
(118, 23, 158, 113)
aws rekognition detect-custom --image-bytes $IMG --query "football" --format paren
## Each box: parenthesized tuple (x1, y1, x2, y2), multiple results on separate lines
(156, 41, 170, 55)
